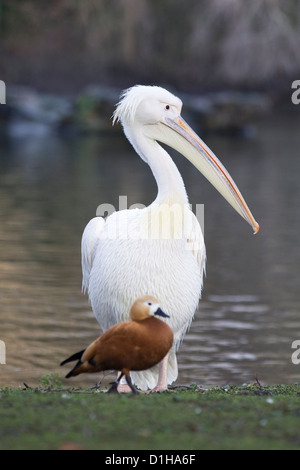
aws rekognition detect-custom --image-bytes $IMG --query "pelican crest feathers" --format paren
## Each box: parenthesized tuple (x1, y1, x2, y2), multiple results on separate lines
(112, 85, 182, 126)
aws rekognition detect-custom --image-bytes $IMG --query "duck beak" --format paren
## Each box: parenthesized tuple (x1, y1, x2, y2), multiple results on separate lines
(155, 308, 170, 318)
(155, 115, 259, 234)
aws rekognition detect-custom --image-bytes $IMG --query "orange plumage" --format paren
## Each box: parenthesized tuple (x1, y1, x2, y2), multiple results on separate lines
(60, 296, 173, 394)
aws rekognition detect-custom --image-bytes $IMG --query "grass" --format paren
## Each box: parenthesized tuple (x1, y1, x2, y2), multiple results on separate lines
(1, 376, 300, 450)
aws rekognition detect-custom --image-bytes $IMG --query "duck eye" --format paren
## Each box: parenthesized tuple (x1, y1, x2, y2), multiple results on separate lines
(165, 105, 170, 110)
(147, 302, 152, 306)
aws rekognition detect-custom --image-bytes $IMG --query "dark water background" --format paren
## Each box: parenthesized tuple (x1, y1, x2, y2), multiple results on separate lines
(1, 111, 300, 388)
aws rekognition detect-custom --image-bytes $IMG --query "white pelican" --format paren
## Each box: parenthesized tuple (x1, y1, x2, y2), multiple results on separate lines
(81, 85, 259, 392)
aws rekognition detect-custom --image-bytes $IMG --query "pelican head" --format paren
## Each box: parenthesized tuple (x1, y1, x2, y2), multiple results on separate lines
(113, 85, 259, 234)
(130, 295, 170, 321)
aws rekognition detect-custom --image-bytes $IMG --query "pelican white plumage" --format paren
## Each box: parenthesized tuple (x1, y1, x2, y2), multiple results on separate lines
(81, 85, 259, 392)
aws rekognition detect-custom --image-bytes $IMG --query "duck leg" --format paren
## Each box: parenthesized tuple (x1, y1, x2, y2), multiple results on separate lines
(107, 372, 124, 394)
(117, 371, 132, 393)
(125, 374, 140, 395)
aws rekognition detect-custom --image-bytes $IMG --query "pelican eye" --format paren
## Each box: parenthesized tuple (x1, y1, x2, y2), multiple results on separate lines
(165, 105, 170, 110)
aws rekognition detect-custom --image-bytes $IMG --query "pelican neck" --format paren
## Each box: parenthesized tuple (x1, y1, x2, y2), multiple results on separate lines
(127, 128, 189, 206)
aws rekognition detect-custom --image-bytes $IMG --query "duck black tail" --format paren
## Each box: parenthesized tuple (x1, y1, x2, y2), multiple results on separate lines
(60, 349, 85, 367)
(60, 349, 86, 377)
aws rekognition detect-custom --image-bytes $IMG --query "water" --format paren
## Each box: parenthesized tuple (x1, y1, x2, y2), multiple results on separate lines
(0, 112, 300, 388)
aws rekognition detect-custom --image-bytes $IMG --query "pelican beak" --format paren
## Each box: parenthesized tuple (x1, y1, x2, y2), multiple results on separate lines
(157, 115, 259, 234)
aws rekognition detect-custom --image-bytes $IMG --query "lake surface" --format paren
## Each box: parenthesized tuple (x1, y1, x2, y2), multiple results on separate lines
(1, 111, 300, 389)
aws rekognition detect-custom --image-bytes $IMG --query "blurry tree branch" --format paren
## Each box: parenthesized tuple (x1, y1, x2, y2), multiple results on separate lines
(0, 0, 299, 91)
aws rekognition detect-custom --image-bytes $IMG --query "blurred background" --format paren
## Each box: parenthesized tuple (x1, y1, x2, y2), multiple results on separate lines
(0, 0, 300, 389)
(0, 0, 300, 92)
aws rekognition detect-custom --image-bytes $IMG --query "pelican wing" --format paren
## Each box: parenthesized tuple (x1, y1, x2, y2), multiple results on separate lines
(81, 217, 105, 293)
(186, 211, 206, 276)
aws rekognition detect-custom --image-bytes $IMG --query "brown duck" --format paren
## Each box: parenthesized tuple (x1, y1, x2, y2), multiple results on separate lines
(60, 296, 174, 394)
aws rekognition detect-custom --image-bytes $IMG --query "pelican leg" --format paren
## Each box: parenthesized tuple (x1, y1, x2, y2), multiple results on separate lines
(107, 372, 124, 394)
(150, 352, 170, 393)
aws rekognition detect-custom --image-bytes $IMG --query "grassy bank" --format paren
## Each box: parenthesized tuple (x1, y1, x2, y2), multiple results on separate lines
(1, 378, 300, 450)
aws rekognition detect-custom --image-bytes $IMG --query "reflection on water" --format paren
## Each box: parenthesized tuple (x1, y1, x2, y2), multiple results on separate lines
(1, 112, 300, 388)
